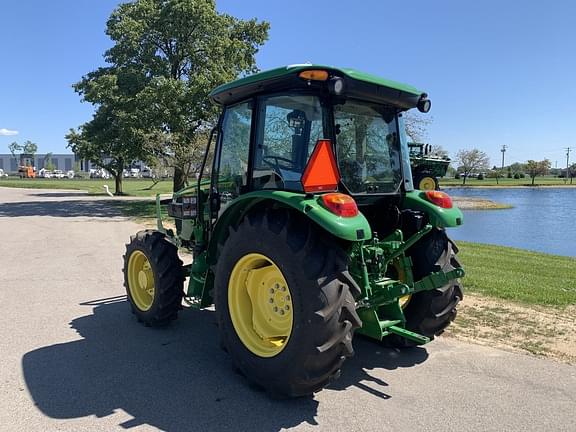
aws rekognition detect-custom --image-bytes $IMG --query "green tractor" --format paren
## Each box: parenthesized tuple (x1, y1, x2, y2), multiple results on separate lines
(409, 142, 451, 191)
(123, 65, 464, 398)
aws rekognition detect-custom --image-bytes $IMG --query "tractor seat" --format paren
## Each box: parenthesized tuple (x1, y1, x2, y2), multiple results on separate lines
(252, 169, 284, 190)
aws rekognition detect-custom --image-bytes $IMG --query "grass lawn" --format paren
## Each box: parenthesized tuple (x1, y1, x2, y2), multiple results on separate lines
(0, 177, 174, 196)
(110, 200, 576, 309)
(441, 176, 575, 187)
(456, 241, 576, 307)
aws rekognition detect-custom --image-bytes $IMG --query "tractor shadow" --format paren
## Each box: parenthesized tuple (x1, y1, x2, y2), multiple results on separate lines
(329, 338, 429, 399)
(22, 298, 428, 431)
(0, 198, 135, 218)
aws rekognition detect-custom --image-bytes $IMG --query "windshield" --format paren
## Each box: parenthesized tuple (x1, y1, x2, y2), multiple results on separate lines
(334, 100, 402, 194)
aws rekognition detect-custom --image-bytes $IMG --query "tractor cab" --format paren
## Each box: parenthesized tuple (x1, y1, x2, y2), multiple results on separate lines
(207, 65, 432, 205)
(202, 65, 448, 239)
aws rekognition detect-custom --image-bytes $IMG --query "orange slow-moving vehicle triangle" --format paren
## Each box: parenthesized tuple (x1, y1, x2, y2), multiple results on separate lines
(301, 139, 340, 193)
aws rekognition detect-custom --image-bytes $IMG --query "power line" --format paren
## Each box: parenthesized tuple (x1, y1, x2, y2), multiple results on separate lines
(501, 145, 507, 170)
(565, 147, 571, 184)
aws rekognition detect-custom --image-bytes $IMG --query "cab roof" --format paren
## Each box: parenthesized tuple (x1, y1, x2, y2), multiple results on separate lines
(209, 64, 426, 109)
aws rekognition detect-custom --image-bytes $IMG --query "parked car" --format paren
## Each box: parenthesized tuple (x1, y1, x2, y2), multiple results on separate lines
(66, 170, 75, 179)
(53, 170, 65, 179)
(123, 168, 141, 178)
(0, 168, 8, 178)
(38, 168, 53, 178)
(90, 168, 111, 179)
(141, 167, 155, 178)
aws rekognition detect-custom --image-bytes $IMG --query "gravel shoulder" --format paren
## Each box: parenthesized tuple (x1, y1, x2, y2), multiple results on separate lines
(447, 294, 576, 363)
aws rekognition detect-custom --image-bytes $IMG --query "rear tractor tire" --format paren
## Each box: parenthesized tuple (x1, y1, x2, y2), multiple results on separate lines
(415, 175, 439, 191)
(386, 228, 463, 347)
(214, 208, 361, 397)
(123, 230, 184, 326)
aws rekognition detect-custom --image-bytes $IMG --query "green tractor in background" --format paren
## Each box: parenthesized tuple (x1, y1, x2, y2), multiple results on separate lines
(123, 65, 464, 398)
(409, 142, 451, 190)
(408, 143, 450, 190)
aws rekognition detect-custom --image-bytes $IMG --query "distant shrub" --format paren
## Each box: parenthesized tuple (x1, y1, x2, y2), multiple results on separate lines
(455, 172, 460, 179)
(514, 173, 521, 179)
(477, 173, 485, 180)
(507, 172, 513, 178)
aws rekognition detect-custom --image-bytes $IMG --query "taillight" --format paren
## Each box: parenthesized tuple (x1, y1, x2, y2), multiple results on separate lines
(425, 190, 453, 209)
(321, 193, 359, 217)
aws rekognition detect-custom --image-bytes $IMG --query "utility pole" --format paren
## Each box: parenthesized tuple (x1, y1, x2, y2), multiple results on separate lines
(566, 147, 571, 184)
(500, 145, 507, 170)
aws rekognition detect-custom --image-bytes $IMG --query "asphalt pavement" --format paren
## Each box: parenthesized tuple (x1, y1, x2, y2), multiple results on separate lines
(0, 187, 574, 432)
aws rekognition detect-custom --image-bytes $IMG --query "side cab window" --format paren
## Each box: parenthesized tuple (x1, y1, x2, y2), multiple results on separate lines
(215, 101, 253, 206)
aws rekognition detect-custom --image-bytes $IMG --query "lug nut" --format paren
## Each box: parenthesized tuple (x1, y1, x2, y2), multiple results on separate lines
(279, 309, 284, 315)
(286, 295, 290, 301)
(274, 283, 279, 289)
(285, 305, 290, 311)
(281, 286, 286, 292)
(269, 288, 275, 294)
(273, 306, 278, 312)
(269, 298, 274, 303)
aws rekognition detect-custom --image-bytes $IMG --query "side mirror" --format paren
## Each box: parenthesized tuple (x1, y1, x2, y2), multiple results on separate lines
(417, 95, 431, 113)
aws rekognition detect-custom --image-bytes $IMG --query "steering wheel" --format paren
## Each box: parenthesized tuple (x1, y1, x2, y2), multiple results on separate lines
(262, 155, 295, 171)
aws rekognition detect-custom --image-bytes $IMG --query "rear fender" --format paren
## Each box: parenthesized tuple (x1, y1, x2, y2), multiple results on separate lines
(206, 190, 372, 264)
(402, 190, 464, 228)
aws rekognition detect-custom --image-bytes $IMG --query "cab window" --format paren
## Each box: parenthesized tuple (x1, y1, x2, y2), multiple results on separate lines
(253, 94, 325, 191)
(216, 101, 252, 204)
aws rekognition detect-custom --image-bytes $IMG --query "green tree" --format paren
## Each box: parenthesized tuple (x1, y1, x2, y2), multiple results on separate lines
(526, 159, 551, 185)
(9, 140, 37, 166)
(508, 162, 526, 175)
(8, 142, 21, 162)
(66, 105, 146, 195)
(74, 0, 269, 192)
(43, 152, 54, 171)
(455, 148, 490, 185)
(488, 168, 503, 185)
(21, 140, 38, 155)
(569, 163, 576, 185)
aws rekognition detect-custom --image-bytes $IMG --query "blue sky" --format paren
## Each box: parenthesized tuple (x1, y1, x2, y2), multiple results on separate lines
(1, 0, 575, 168)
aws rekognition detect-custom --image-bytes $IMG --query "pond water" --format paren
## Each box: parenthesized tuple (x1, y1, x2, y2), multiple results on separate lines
(445, 187, 576, 257)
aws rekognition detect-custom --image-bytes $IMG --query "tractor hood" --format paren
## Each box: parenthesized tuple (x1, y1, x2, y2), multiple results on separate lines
(210, 64, 429, 111)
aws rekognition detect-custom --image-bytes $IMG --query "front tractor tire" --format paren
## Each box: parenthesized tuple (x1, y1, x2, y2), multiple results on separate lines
(123, 230, 184, 326)
(387, 228, 463, 347)
(215, 208, 361, 398)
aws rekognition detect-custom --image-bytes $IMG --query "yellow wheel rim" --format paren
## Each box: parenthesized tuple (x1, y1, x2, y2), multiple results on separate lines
(127, 250, 155, 311)
(419, 176, 437, 191)
(393, 260, 412, 309)
(228, 253, 293, 358)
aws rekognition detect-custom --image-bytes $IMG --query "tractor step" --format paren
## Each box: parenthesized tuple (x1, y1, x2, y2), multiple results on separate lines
(387, 325, 430, 345)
